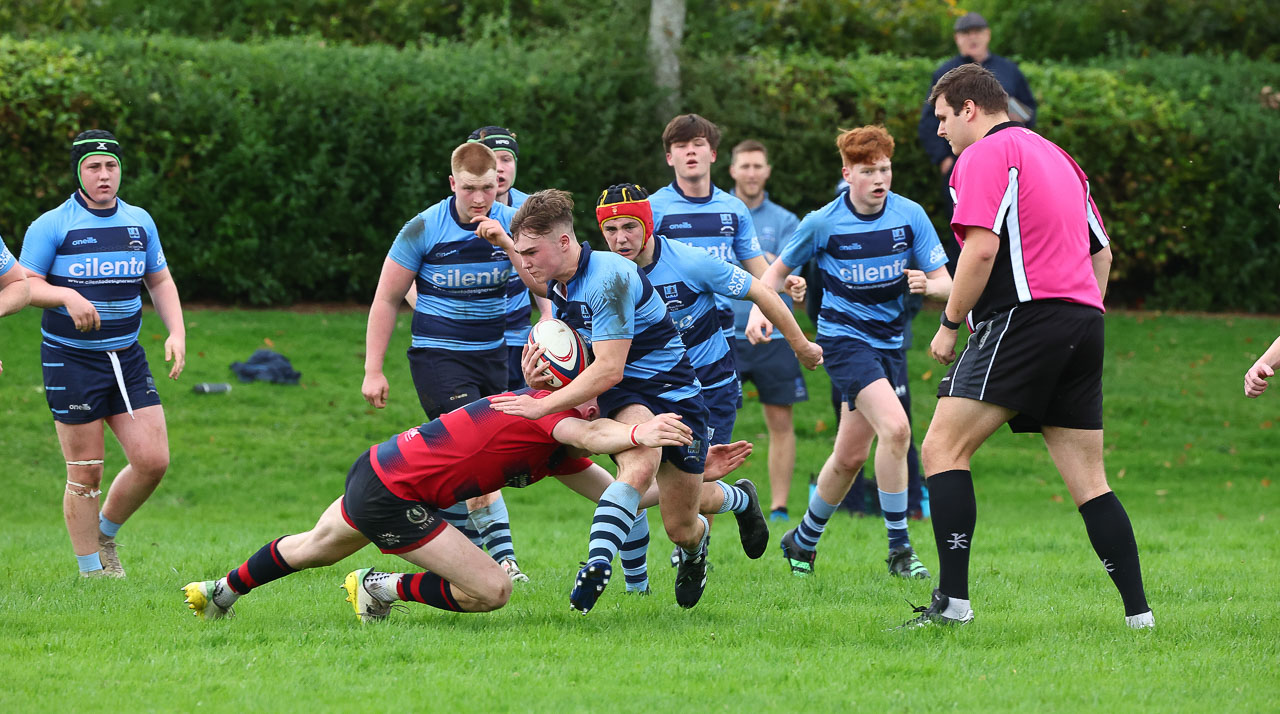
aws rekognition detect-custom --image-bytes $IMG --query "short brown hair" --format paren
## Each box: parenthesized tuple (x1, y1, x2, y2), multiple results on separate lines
(731, 139, 768, 163)
(451, 142, 497, 176)
(662, 114, 722, 153)
(927, 63, 1009, 116)
(836, 126, 895, 166)
(511, 189, 575, 241)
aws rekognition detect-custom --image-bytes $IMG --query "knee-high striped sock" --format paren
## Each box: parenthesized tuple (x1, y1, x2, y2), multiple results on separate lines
(225, 537, 297, 595)
(1079, 491, 1150, 617)
(396, 572, 464, 612)
(715, 480, 750, 514)
(879, 488, 911, 550)
(471, 496, 516, 564)
(620, 509, 650, 592)
(794, 490, 839, 552)
(587, 482, 640, 566)
(439, 502, 484, 548)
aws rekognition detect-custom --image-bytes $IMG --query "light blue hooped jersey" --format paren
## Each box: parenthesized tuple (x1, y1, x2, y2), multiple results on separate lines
(20, 193, 167, 351)
(550, 243, 700, 403)
(642, 236, 751, 392)
(777, 191, 946, 350)
(650, 182, 762, 340)
(387, 197, 516, 351)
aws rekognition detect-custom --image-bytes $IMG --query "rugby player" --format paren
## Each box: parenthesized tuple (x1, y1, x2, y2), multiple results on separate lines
(910, 64, 1152, 628)
(0, 235, 31, 372)
(757, 126, 952, 580)
(20, 130, 186, 577)
(180, 392, 750, 621)
(477, 190, 769, 612)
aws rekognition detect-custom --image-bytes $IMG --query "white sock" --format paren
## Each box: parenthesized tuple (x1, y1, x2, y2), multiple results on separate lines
(943, 596, 972, 619)
(212, 578, 241, 609)
(1125, 611, 1155, 629)
(364, 571, 401, 602)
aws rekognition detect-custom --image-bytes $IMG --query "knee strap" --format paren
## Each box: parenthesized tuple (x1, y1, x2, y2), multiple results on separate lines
(67, 459, 105, 466)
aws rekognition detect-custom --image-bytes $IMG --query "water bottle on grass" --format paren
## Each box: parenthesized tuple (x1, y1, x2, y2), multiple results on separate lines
(193, 383, 232, 394)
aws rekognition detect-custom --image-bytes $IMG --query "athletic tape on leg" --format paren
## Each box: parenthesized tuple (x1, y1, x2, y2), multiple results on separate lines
(66, 480, 102, 498)
(66, 459, 105, 466)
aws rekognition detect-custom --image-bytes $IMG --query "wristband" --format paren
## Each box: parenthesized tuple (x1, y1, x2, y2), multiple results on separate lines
(940, 312, 961, 330)
(629, 425, 640, 446)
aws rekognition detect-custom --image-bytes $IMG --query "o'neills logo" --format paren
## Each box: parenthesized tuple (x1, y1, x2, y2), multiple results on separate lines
(67, 256, 146, 278)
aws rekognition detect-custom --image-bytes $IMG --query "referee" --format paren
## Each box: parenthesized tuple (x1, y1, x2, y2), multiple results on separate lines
(906, 65, 1153, 629)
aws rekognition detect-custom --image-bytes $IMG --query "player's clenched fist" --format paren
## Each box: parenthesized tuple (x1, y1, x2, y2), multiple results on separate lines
(930, 326, 958, 365)
(1244, 361, 1273, 398)
(362, 372, 390, 409)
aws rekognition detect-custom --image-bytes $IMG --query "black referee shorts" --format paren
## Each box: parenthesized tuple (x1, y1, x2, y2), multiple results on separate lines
(937, 301, 1104, 433)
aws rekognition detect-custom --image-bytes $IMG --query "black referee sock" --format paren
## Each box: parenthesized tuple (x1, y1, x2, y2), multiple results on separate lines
(1078, 491, 1150, 616)
(927, 469, 977, 600)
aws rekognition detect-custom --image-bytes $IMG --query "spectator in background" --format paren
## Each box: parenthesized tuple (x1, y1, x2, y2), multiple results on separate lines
(918, 11, 1037, 272)
(727, 140, 810, 521)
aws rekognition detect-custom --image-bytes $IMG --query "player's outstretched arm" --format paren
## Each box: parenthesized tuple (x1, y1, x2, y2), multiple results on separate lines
(144, 267, 187, 379)
(492, 338, 629, 419)
(906, 266, 953, 301)
(0, 264, 30, 318)
(551, 412, 693, 454)
(362, 258, 417, 408)
(744, 257, 797, 344)
(474, 218, 546, 298)
(1244, 334, 1280, 398)
(743, 279, 822, 369)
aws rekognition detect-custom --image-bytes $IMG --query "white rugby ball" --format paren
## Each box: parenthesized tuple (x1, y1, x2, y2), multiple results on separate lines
(527, 319, 590, 389)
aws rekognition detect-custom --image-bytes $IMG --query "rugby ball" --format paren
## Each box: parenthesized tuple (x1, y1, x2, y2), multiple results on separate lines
(527, 319, 590, 389)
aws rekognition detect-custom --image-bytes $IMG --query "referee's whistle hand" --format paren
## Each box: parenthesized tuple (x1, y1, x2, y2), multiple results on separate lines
(930, 327, 958, 365)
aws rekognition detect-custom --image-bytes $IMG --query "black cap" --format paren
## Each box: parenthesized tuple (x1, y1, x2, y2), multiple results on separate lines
(954, 12, 988, 32)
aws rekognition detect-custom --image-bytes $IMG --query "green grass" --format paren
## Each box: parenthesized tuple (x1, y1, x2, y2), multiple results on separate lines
(1, 307, 1277, 712)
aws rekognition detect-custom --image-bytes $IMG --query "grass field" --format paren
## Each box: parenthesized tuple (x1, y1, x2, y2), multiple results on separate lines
(1, 307, 1277, 712)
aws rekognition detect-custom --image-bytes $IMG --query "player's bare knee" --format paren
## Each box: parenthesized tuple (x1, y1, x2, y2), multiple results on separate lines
(879, 418, 912, 453)
(64, 461, 104, 497)
(663, 518, 700, 547)
(831, 450, 869, 477)
(472, 574, 512, 611)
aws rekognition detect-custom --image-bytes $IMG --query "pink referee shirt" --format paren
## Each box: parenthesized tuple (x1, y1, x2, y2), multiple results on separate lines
(949, 123, 1110, 323)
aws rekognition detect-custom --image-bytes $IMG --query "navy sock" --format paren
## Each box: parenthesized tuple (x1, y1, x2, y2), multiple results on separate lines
(226, 537, 297, 594)
(397, 572, 463, 611)
(795, 490, 839, 552)
(927, 470, 976, 600)
(1079, 491, 1150, 616)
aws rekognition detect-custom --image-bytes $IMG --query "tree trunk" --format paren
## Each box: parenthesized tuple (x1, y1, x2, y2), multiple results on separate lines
(648, 0, 685, 119)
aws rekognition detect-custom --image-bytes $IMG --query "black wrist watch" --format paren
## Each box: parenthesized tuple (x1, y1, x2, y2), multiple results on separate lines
(940, 312, 961, 330)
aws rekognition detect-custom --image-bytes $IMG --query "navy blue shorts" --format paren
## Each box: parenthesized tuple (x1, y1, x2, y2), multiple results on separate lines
(407, 345, 506, 421)
(819, 335, 904, 412)
(599, 386, 709, 474)
(735, 338, 809, 406)
(505, 342, 526, 391)
(702, 380, 742, 446)
(41, 341, 161, 424)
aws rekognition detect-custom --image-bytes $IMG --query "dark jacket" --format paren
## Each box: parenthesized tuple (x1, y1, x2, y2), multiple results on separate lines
(917, 53, 1037, 166)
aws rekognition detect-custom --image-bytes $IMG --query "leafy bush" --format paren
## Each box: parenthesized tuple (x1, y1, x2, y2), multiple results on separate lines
(1, 35, 1276, 310)
(4, 1, 1276, 61)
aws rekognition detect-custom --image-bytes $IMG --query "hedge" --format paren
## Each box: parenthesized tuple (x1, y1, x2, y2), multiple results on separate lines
(1, 33, 1277, 310)
(5, 0, 1277, 62)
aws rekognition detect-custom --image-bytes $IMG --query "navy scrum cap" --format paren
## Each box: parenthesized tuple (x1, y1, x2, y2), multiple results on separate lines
(71, 129, 122, 191)
(954, 12, 988, 32)
(468, 126, 519, 159)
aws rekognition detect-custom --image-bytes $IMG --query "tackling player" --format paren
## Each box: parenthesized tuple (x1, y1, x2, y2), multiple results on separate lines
(477, 189, 770, 612)
(180, 391, 750, 621)
(20, 130, 186, 578)
(911, 64, 1152, 629)
(758, 126, 952, 580)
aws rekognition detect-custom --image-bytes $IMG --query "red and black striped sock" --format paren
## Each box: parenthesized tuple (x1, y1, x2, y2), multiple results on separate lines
(225, 537, 297, 595)
(396, 572, 463, 612)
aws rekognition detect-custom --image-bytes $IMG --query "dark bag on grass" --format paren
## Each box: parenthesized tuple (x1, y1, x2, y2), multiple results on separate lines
(230, 349, 301, 385)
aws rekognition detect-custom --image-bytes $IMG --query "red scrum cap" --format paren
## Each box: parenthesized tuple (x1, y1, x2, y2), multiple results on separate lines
(595, 183, 655, 248)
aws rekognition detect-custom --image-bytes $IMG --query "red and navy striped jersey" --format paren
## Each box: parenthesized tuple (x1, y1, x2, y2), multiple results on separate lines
(368, 389, 593, 507)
